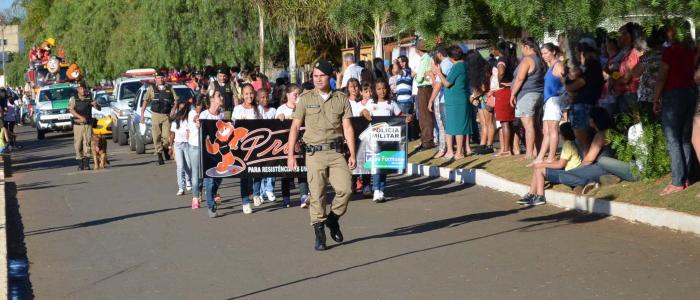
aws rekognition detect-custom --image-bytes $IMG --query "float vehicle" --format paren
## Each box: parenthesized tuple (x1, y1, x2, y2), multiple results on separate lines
(91, 90, 115, 136)
(128, 83, 195, 154)
(34, 83, 77, 140)
(110, 68, 156, 145)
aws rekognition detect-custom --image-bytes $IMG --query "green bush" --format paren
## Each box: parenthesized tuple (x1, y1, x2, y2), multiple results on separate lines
(609, 103, 671, 180)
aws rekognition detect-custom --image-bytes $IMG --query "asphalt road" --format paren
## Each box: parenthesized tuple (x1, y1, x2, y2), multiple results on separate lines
(8, 125, 700, 299)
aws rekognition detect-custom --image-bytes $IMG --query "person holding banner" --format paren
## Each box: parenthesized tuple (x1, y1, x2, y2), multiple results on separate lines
(257, 89, 277, 203)
(198, 91, 225, 218)
(276, 84, 310, 208)
(232, 84, 263, 212)
(287, 61, 356, 251)
(362, 79, 404, 202)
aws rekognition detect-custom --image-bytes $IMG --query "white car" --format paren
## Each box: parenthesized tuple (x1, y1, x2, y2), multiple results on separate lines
(34, 83, 77, 140)
(110, 69, 156, 145)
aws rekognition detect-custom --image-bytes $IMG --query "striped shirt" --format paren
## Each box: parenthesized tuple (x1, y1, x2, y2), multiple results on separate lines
(396, 68, 413, 103)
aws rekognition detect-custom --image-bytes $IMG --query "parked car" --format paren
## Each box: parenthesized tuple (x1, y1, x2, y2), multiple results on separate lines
(128, 83, 195, 154)
(110, 68, 156, 145)
(34, 83, 77, 140)
(92, 90, 115, 136)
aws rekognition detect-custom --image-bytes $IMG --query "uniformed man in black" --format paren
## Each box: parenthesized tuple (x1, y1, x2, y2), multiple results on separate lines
(207, 66, 238, 119)
(141, 67, 179, 165)
(69, 81, 100, 170)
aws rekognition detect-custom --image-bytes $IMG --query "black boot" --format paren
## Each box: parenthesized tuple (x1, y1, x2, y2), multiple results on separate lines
(83, 157, 91, 170)
(77, 159, 84, 171)
(326, 212, 344, 243)
(156, 153, 165, 165)
(162, 146, 171, 160)
(313, 222, 327, 251)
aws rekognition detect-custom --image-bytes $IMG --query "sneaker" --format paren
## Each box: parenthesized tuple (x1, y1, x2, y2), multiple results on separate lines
(373, 190, 382, 202)
(517, 193, 535, 205)
(599, 174, 621, 186)
(362, 186, 372, 198)
(208, 208, 218, 218)
(378, 191, 386, 203)
(300, 195, 309, 209)
(530, 195, 546, 206)
(582, 182, 599, 195)
(242, 203, 253, 214)
(282, 197, 291, 208)
(266, 191, 276, 202)
(253, 196, 263, 207)
(191, 198, 200, 209)
(186, 184, 192, 191)
(176, 189, 185, 196)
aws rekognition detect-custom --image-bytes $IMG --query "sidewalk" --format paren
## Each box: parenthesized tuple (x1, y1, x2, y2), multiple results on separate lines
(407, 143, 700, 235)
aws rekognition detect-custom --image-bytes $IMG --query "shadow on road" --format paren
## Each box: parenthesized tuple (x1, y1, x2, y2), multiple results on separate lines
(25, 205, 191, 236)
(6, 181, 36, 299)
(16, 180, 87, 192)
(226, 208, 606, 299)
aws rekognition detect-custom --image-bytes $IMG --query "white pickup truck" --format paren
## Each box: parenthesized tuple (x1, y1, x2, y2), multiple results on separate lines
(34, 83, 77, 140)
(110, 69, 156, 145)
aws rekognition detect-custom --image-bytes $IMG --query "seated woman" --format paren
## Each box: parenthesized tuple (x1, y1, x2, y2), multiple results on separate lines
(519, 122, 581, 206)
(555, 107, 616, 194)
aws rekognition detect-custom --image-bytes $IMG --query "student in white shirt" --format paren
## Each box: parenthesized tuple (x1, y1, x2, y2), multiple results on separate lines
(169, 100, 192, 197)
(233, 84, 263, 211)
(187, 95, 206, 209)
(257, 88, 277, 203)
(362, 80, 403, 203)
(198, 90, 226, 218)
(275, 84, 310, 208)
(355, 81, 375, 198)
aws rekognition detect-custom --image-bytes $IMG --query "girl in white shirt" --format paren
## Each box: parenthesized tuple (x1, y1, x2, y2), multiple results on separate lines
(363, 80, 402, 203)
(187, 95, 206, 209)
(169, 101, 192, 197)
(198, 90, 226, 217)
(275, 84, 310, 208)
(232, 84, 263, 210)
(355, 81, 376, 198)
(257, 88, 277, 203)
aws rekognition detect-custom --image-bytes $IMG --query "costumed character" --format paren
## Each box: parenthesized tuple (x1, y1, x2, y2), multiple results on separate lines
(45, 56, 63, 84)
(66, 64, 83, 82)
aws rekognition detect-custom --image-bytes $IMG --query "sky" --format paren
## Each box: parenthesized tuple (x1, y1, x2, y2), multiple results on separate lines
(0, 0, 13, 10)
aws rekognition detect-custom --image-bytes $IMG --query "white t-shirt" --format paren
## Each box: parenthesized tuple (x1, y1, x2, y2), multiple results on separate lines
(170, 120, 189, 143)
(364, 100, 402, 117)
(276, 103, 295, 119)
(341, 64, 364, 88)
(352, 99, 373, 117)
(187, 110, 200, 146)
(232, 105, 260, 120)
(259, 106, 277, 120)
(199, 109, 223, 120)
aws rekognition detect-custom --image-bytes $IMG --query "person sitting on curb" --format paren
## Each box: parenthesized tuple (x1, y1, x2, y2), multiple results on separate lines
(518, 122, 581, 206)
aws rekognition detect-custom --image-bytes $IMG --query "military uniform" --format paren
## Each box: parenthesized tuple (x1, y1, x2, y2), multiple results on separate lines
(207, 80, 237, 119)
(292, 89, 353, 226)
(143, 84, 179, 160)
(69, 93, 99, 170)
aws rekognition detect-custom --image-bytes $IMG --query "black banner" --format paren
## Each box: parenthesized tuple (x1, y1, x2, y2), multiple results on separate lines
(201, 117, 407, 178)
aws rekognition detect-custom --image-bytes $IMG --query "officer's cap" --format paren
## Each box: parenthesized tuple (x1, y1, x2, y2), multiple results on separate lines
(314, 60, 334, 77)
(77, 81, 87, 88)
(156, 67, 168, 77)
(216, 66, 230, 75)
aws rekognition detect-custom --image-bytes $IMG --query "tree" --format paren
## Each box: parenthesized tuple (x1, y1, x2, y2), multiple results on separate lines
(328, 0, 402, 59)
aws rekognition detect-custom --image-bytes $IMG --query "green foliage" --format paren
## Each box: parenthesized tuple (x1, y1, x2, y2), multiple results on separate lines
(609, 105, 671, 180)
(4, 51, 29, 86)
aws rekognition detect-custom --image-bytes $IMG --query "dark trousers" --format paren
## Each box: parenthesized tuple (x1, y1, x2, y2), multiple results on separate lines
(417, 86, 435, 146)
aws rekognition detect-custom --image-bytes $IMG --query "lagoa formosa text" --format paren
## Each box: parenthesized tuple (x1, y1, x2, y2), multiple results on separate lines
(201, 117, 407, 178)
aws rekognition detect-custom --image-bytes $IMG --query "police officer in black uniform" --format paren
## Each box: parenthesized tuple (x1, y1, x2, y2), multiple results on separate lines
(69, 81, 100, 170)
(141, 67, 179, 165)
(207, 66, 238, 119)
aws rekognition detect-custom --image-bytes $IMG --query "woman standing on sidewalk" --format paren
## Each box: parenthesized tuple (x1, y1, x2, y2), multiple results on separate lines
(510, 37, 546, 161)
(492, 40, 518, 157)
(533, 43, 565, 165)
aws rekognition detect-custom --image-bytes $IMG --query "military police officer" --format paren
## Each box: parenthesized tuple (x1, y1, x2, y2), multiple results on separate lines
(69, 81, 100, 170)
(287, 61, 356, 251)
(207, 66, 238, 120)
(141, 67, 179, 165)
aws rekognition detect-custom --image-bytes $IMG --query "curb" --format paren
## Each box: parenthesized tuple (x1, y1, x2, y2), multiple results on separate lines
(0, 165, 7, 298)
(407, 162, 700, 236)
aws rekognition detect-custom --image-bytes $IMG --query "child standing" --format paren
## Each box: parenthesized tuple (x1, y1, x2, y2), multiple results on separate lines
(232, 84, 263, 213)
(276, 84, 310, 208)
(198, 90, 225, 218)
(257, 88, 277, 203)
(356, 81, 375, 198)
(169, 100, 192, 196)
(187, 95, 206, 209)
(362, 79, 402, 202)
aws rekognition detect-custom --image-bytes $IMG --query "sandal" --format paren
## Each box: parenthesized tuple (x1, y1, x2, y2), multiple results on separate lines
(433, 150, 446, 159)
(660, 184, 685, 196)
(442, 154, 455, 160)
(493, 152, 512, 157)
(526, 159, 542, 167)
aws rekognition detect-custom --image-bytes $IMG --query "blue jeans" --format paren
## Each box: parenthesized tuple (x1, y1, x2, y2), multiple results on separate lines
(281, 177, 309, 199)
(596, 156, 639, 182)
(372, 174, 387, 191)
(558, 164, 610, 188)
(661, 88, 696, 186)
(260, 177, 275, 196)
(187, 145, 202, 198)
(204, 177, 222, 210)
(174, 142, 191, 190)
(398, 101, 414, 115)
(570, 103, 592, 129)
(240, 178, 257, 205)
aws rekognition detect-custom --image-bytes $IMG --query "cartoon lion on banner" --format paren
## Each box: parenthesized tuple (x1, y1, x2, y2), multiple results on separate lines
(205, 120, 249, 177)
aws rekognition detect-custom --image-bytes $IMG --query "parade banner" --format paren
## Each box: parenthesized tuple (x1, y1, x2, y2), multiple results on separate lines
(201, 119, 306, 178)
(351, 116, 408, 175)
(201, 117, 407, 178)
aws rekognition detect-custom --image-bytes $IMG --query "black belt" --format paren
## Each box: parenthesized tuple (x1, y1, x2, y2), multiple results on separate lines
(304, 141, 344, 153)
